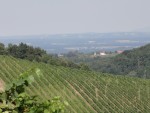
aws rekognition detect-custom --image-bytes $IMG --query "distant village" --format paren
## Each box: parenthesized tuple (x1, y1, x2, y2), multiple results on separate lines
(58, 50, 124, 58)
(92, 50, 124, 57)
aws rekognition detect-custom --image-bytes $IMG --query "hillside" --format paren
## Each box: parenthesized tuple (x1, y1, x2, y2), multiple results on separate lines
(95, 43, 150, 78)
(113, 43, 150, 77)
(68, 43, 150, 79)
(0, 55, 150, 112)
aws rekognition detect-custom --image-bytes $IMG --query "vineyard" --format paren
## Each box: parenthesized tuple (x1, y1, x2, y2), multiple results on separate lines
(0, 55, 150, 113)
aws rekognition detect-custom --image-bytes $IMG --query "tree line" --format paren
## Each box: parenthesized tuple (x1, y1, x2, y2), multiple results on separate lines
(0, 42, 90, 70)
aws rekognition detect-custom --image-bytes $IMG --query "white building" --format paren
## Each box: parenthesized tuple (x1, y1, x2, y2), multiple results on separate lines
(100, 52, 106, 56)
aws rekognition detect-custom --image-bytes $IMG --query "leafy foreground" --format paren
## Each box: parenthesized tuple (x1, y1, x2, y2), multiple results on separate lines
(0, 68, 67, 113)
(0, 55, 150, 112)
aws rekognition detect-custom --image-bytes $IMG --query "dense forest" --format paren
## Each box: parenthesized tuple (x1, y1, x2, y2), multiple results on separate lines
(104, 43, 150, 78)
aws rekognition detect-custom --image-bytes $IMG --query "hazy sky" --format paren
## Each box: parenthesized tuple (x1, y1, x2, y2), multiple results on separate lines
(0, 0, 150, 36)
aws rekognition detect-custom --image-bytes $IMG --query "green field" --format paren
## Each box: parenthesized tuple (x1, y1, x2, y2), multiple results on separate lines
(0, 55, 150, 113)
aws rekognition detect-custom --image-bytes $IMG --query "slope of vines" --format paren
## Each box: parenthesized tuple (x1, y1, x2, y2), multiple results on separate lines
(0, 55, 150, 113)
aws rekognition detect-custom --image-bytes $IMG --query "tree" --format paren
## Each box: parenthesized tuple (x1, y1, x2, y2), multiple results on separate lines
(79, 63, 90, 71)
(7, 43, 18, 57)
(0, 43, 6, 55)
(17, 43, 28, 59)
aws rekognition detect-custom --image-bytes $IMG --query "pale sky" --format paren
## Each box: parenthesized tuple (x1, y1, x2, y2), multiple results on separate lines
(0, 0, 150, 36)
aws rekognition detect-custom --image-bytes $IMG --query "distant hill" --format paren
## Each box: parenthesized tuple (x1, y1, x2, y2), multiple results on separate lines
(0, 55, 150, 112)
(1, 32, 150, 53)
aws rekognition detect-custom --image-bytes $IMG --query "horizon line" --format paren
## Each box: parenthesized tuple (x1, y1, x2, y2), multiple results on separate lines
(0, 31, 150, 37)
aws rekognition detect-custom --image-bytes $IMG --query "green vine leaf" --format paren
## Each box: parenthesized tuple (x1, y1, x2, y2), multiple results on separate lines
(0, 68, 67, 113)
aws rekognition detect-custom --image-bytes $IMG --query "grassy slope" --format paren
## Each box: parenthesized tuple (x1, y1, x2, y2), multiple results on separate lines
(0, 55, 150, 113)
